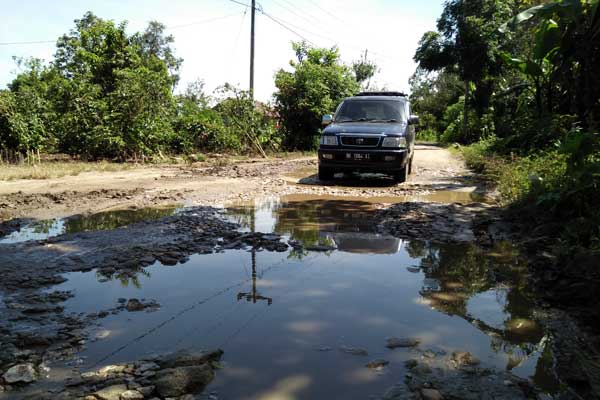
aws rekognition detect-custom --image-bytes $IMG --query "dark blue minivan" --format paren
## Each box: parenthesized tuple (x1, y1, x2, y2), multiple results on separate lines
(318, 92, 418, 182)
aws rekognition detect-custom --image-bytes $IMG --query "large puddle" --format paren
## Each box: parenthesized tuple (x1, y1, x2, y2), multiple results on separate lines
(47, 196, 557, 398)
(0, 206, 179, 244)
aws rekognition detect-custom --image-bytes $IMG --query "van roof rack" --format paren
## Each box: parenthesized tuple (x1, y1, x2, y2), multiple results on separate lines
(356, 91, 407, 97)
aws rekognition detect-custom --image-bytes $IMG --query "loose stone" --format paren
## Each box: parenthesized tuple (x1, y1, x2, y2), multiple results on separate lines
(365, 359, 389, 369)
(338, 345, 369, 356)
(2, 363, 37, 383)
(421, 388, 443, 400)
(152, 365, 215, 397)
(386, 337, 420, 349)
(120, 389, 144, 399)
(94, 384, 128, 400)
(451, 351, 480, 366)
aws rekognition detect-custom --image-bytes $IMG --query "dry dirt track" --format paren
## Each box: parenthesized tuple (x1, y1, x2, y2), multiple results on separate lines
(0, 145, 481, 221)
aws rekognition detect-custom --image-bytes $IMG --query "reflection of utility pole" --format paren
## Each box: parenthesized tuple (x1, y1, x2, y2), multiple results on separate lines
(237, 202, 273, 305)
(237, 251, 272, 305)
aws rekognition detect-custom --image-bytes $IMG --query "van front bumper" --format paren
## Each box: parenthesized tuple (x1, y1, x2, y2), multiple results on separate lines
(318, 148, 409, 172)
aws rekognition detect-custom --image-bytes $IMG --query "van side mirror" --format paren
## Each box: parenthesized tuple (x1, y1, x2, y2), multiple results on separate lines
(408, 115, 420, 125)
(322, 114, 333, 126)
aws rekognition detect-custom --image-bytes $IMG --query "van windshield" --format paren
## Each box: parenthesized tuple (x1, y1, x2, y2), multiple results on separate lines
(335, 100, 406, 123)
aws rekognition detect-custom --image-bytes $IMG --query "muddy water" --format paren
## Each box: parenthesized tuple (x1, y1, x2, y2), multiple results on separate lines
(49, 197, 557, 399)
(0, 206, 179, 243)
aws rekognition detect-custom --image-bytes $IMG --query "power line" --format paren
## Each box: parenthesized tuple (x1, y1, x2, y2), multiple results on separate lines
(230, 3, 249, 58)
(165, 13, 243, 30)
(225, 3, 249, 82)
(262, 8, 397, 62)
(0, 12, 245, 46)
(231, 1, 396, 65)
(270, 0, 316, 26)
(306, 0, 347, 24)
(279, 0, 332, 27)
(228, 0, 315, 45)
(264, 11, 336, 45)
(0, 40, 55, 46)
(229, 0, 252, 8)
(260, 10, 317, 46)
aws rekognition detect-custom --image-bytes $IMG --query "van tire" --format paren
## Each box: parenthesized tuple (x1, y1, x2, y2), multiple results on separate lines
(393, 165, 408, 183)
(319, 166, 334, 180)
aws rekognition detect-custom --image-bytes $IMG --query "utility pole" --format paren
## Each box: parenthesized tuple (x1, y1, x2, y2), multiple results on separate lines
(249, 0, 256, 99)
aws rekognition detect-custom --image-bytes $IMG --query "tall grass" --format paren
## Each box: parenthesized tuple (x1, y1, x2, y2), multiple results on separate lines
(458, 137, 567, 205)
(0, 162, 134, 181)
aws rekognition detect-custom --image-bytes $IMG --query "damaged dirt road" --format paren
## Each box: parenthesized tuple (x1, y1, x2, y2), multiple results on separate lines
(0, 145, 476, 222)
(0, 145, 597, 400)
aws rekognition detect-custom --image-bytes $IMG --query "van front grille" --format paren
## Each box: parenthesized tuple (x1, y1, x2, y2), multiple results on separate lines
(340, 136, 379, 147)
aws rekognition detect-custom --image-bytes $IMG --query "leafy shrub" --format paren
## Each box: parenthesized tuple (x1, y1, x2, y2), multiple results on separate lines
(497, 152, 567, 204)
(274, 41, 359, 150)
(460, 136, 567, 204)
(416, 128, 439, 142)
(0, 91, 28, 153)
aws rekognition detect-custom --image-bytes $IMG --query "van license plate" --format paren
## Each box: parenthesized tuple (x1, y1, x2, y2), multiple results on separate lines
(346, 153, 370, 160)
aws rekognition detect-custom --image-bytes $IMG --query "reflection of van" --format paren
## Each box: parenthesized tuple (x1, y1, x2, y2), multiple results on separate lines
(321, 231, 401, 254)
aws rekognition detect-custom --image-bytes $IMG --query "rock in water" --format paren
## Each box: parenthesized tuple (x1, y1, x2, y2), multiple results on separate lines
(365, 359, 389, 369)
(339, 345, 369, 356)
(155, 349, 224, 369)
(126, 299, 145, 312)
(94, 384, 128, 400)
(451, 351, 480, 366)
(2, 363, 37, 383)
(421, 388, 444, 400)
(120, 390, 144, 399)
(386, 337, 420, 349)
(153, 365, 214, 397)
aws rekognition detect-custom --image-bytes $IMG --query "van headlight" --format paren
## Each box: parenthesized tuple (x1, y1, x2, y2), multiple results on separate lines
(381, 137, 406, 148)
(320, 136, 338, 146)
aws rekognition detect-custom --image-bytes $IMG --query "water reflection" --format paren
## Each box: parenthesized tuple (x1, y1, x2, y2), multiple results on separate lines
(227, 196, 401, 254)
(96, 268, 152, 289)
(226, 196, 551, 380)
(46, 196, 557, 398)
(408, 241, 547, 372)
(0, 206, 179, 243)
(237, 251, 273, 306)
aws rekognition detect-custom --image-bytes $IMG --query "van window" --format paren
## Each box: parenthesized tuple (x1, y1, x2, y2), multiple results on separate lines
(336, 100, 406, 122)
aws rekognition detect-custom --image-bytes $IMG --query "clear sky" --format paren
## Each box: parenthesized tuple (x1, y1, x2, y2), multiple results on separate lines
(0, 0, 443, 102)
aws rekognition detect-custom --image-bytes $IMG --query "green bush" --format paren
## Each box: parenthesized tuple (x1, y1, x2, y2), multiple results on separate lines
(0, 91, 27, 153)
(274, 41, 359, 150)
(416, 128, 439, 142)
(497, 152, 567, 204)
(459, 136, 567, 204)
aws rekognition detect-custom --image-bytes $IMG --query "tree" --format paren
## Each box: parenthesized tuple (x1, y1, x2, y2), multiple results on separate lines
(414, 0, 513, 142)
(352, 50, 378, 89)
(131, 21, 183, 89)
(214, 84, 276, 156)
(409, 68, 463, 137)
(500, 0, 600, 130)
(4, 58, 56, 153)
(6, 12, 180, 159)
(274, 41, 359, 150)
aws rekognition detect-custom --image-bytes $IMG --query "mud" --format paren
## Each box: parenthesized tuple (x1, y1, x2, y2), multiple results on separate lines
(0, 145, 485, 221)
